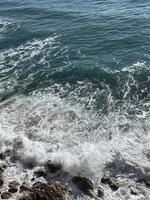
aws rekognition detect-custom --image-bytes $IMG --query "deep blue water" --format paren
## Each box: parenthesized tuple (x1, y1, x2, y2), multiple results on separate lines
(0, 0, 149, 112)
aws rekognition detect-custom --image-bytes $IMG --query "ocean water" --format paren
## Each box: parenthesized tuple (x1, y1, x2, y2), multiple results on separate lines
(0, 0, 150, 199)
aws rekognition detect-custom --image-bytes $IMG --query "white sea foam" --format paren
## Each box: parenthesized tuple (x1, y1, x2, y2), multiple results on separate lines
(0, 35, 61, 101)
(0, 86, 149, 199)
(0, 18, 20, 40)
(0, 34, 149, 199)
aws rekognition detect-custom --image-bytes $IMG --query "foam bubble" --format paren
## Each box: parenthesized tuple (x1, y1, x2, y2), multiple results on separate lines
(0, 18, 20, 40)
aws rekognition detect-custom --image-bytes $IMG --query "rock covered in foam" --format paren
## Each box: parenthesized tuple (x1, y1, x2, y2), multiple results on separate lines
(0, 163, 7, 187)
(72, 176, 104, 199)
(97, 186, 104, 198)
(0, 175, 4, 187)
(19, 181, 71, 200)
(45, 160, 62, 173)
(34, 168, 47, 177)
(101, 176, 119, 191)
(19, 182, 29, 193)
(72, 176, 95, 197)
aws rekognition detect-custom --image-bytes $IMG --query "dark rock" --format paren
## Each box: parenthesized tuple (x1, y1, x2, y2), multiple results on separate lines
(101, 176, 119, 191)
(19, 181, 71, 200)
(0, 178, 4, 187)
(23, 159, 37, 169)
(19, 182, 29, 193)
(0, 153, 4, 159)
(1, 192, 12, 199)
(9, 180, 20, 188)
(101, 176, 110, 184)
(0, 150, 11, 159)
(131, 187, 138, 195)
(19, 197, 32, 200)
(145, 180, 150, 187)
(0, 163, 8, 171)
(8, 187, 18, 193)
(137, 178, 150, 187)
(46, 161, 62, 173)
(72, 176, 94, 198)
(0, 169, 4, 187)
(97, 186, 104, 198)
(34, 168, 47, 177)
(109, 181, 119, 191)
(8, 180, 19, 193)
(31, 178, 35, 182)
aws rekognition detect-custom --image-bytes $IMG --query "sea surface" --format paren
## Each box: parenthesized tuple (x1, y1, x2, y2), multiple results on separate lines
(0, 0, 150, 199)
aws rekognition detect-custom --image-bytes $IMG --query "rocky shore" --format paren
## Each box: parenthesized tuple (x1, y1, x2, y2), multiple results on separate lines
(0, 158, 103, 200)
(0, 158, 149, 200)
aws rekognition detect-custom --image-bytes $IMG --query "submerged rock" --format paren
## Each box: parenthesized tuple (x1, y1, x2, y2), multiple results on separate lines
(19, 182, 29, 193)
(34, 168, 47, 177)
(0, 162, 9, 171)
(130, 187, 138, 195)
(72, 176, 95, 198)
(19, 181, 71, 200)
(97, 186, 104, 198)
(101, 176, 119, 191)
(46, 160, 62, 173)
(1, 192, 12, 199)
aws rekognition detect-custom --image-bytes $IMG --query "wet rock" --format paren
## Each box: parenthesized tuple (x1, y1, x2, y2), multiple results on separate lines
(34, 168, 47, 177)
(0, 169, 4, 187)
(46, 160, 62, 173)
(0, 162, 8, 171)
(19, 181, 71, 200)
(130, 187, 138, 195)
(101, 176, 119, 191)
(72, 176, 95, 198)
(1, 192, 12, 199)
(144, 180, 150, 187)
(8, 187, 18, 193)
(110, 181, 119, 191)
(101, 176, 110, 184)
(0, 178, 4, 187)
(22, 158, 37, 169)
(0, 153, 4, 160)
(19, 182, 29, 193)
(0, 165, 6, 174)
(20, 197, 34, 200)
(8, 180, 19, 193)
(0, 150, 11, 160)
(9, 180, 20, 188)
(97, 186, 104, 198)
(137, 179, 150, 188)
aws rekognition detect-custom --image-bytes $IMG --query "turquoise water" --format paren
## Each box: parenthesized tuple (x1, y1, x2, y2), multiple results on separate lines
(0, 0, 149, 101)
(0, 1, 150, 199)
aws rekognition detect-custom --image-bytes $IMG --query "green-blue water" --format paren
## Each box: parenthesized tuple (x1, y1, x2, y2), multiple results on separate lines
(0, 1, 150, 199)
(0, 0, 149, 105)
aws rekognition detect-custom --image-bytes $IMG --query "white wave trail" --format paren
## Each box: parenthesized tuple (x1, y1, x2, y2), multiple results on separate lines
(0, 90, 149, 179)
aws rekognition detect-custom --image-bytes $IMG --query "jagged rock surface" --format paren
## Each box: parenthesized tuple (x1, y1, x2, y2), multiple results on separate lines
(19, 181, 71, 200)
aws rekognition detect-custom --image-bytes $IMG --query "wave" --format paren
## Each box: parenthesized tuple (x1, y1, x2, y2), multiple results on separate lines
(0, 33, 149, 200)
(0, 74, 149, 197)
